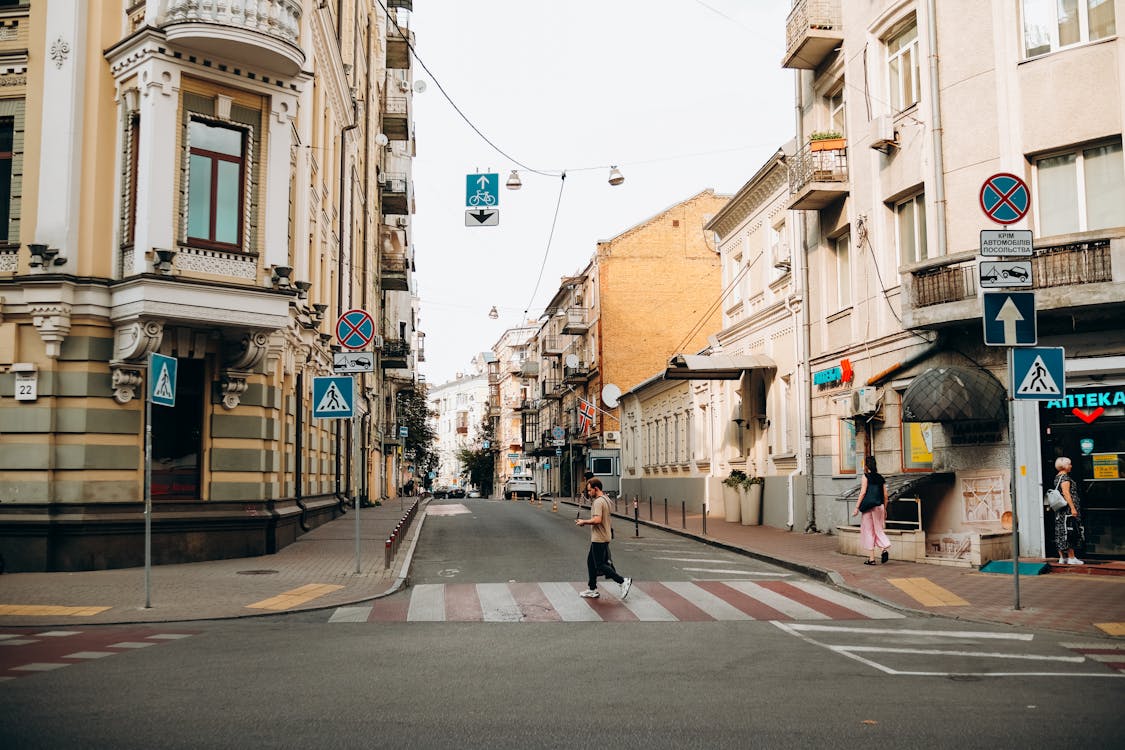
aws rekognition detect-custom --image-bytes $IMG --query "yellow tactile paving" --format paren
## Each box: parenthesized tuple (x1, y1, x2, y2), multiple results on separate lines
(246, 583, 345, 611)
(0, 605, 113, 617)
(1094, 622, 1125, 637)
(887, 577, 970, 607)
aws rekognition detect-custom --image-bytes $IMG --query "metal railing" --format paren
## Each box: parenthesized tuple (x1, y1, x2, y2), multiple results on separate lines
(913, 262, 976, 308)
(787, 140, 848, 195)
(785, 0, 842, 53)
(1030, 239, 1112, 287)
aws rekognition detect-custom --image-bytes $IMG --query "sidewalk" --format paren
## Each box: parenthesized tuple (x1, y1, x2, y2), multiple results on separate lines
(0, 498, 426, 628)
(576, 496, 1125, 638)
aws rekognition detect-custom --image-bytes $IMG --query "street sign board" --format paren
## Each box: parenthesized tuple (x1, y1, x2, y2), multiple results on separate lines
(555, 448, 562, 456)
(983, 291, 1037, 346)
(1011, 347, 1065, 401)
(335, 308, 376, 350)
(464, 208, 499, 226)
(980, 173, 1030, 225)
(333, 351, 375, 373)
(465, 173, 499, 208)
(979, 260, 1033, 289)
(980, 229, 1033, 257)
(149, 353, 178, 407)
(312, 376, 354, 418)
(551, 426, 565, 440)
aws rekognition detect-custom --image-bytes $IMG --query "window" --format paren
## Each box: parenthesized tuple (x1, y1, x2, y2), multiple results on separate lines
(0, 117, 12, 244)
(1035, 141, 1125, 236)
(896, 193, 928, 264)
(0, 101, 24, 246)
(828, 87, 846, 137)
(1022, 0, 1116, 58)
(187, 119, 245, 249)
(833, 232, 851, 310)
(839, 419, 857, 474)
(886, 22, 920, 111)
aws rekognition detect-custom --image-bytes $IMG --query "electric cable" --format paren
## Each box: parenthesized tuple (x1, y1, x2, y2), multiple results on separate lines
(523, 172, 567, 317)
(670, 250, 763, 356)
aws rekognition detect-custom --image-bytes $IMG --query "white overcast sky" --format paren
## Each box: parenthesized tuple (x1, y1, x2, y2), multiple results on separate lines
(409, 0, 794, 386)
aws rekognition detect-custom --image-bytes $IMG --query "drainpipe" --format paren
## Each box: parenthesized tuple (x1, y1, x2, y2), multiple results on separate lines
(924, 0, 948, 257)
(793, 69, 817, 533)
(784, 295, 805, 531)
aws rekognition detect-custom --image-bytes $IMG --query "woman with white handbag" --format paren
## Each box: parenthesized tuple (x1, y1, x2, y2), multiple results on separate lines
(1052, 457, 1085, 565)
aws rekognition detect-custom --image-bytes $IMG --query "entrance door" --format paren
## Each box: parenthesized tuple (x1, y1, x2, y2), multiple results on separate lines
(151, 359, 204, 498)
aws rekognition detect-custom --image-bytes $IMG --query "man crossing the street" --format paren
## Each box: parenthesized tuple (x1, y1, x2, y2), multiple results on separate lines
(575, 478, 631, 600)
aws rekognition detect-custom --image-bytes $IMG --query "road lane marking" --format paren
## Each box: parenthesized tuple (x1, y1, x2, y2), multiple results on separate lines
(246, 583, 345, 611)
(681, 567, 789, 576)
(785, 581, 905, 620)
(887, 577, 970, 606)
(790, 624, 1033, 639)
(407, 583, 445, 621)
(724, 581, 829, 619)
(615, 586, 678, 622)
(477, 583, 522, 622)
(328, 606, 373, 623)
(840, 646, 1085, 662)
(11, 663, 69, 672)
(539, 582, 602, 622)
(661, 581, 752, 621)
(64, 651, 116, 659)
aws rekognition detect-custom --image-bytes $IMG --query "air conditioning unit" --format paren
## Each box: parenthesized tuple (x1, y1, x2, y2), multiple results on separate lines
(604, 431, 621, 443)
(397, 79, 411, 93)
(371, 334, 384, 350)
(394, 217, 409, 228)
(868, 115, 898, 151)
(851, 386, 880, 415)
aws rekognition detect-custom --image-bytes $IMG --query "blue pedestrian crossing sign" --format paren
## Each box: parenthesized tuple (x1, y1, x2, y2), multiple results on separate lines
(312, 376, 354, 419)
(465, 173, 498, 208)
(1011, 347, 1066, 401)
(149, 353, 177, 407)
(983, 291, 1037, 346)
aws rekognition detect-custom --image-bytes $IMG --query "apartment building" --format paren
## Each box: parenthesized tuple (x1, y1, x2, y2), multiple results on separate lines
(782, 0, 1124, 563)
(489, 324, 536, 491)
(428, 368, 487, 490)
(0, 0, 421, 571)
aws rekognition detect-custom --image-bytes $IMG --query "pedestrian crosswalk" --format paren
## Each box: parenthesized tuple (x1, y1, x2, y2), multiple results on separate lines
(0, 628, 195, 682)
(327, 579, 905, 623)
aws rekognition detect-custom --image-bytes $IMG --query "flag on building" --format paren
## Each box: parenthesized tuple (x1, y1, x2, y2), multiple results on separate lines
(578, 397, 597, 434)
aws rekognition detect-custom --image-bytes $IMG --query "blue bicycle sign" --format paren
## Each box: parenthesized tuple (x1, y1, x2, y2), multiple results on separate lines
(465, 173, 498, 208)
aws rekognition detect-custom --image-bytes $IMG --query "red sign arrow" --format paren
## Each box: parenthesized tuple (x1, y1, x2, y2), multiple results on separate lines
(1072, 407, 1104, 424)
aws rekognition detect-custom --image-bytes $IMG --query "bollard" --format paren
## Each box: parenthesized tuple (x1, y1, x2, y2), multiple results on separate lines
(648, 496, 653, 520)
(633, 495, 640, 537)
(664, 498, 668, 525)
(702, 502, 707, 536)
(681, 501, 686, 529)
(385, 538, 392, 569)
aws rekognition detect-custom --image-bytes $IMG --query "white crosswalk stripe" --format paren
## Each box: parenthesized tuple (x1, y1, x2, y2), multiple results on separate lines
(329, 579, 905, 623)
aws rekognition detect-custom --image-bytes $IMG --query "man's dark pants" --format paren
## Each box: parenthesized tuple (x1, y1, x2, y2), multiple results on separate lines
(587, 541, 624, 589)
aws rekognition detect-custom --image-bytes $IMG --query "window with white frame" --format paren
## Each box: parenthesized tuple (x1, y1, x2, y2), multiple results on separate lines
(827, 86, 846, 137)
(1022, 0, 1116, 58)
(895, 193, 929, 264)
(1035, 140, 1125, 236)
(832, 232, 851, 310)
(886, 21, 920, 112)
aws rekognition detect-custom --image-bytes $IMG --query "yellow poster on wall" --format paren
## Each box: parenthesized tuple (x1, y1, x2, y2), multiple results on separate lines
(1093, 453, 1120, 479)
(906, 422, 934, 468)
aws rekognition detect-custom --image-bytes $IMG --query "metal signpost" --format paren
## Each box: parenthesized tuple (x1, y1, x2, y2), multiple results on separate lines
(313, 375, 359, 571)
(144, 353, 177, 608)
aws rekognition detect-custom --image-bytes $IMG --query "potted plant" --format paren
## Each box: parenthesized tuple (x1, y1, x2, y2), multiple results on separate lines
(721, 469, 746, 523)
(809, 130, 845, 152)
(740, 475, 765, 526)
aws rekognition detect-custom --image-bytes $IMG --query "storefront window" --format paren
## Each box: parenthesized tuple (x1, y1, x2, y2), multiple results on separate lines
(902, 421, 934, 470)
(839, 419, 857, 474)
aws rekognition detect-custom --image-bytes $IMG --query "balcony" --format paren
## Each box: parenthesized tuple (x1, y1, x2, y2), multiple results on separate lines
(787, 139, 848, 210)
(564, 362, 590, 383)
(542, 378, 566, 400)
(562, 306, 590, 334)
(781, 0, 843, 70)
(901, 233, 1123, 330)
(385, 17, 413, 70)
(382, 96, 410, 141)
(541, 335, 565, 357)
(380, 248, 409, 291)
(381, 337, 411, 368)
(519, 360, 539, 378)
(380, 172, 409, 216)
(160, 0, 304, 76)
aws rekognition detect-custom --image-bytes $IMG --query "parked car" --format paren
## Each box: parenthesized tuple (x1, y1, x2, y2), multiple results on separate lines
(432, 487, 450, 499)
(503, 478, 537, 500)
(467, 489, 481, 498)
(449, 487, 466, 499)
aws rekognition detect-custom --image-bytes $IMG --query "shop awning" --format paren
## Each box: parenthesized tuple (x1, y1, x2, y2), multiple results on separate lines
(838, 472, 955, 502)
(901, 366, 1007, 423)
(663, 353, 777, 380)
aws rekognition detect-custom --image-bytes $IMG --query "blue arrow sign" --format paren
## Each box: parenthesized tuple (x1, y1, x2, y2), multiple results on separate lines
(983, 291, 1036, 346)
(312, 376, 354, 419)
(465, 173, 498, 208)
(149, 353, 178, 407)
(1011, 347, 1065, 401)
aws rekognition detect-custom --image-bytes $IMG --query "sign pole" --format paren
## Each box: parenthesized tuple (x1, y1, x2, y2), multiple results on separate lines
(144, 392, 152, 608)
(354, 412, 361, 574)
(1008, 346, 1020, 610)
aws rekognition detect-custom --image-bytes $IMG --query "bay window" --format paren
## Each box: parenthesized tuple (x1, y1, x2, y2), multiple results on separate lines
(186, 119, 246, 249)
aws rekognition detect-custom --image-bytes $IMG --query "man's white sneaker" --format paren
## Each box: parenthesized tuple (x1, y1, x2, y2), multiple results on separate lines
(1067, 557, 1085, 565)
(579, 589, 600, 598)
(620, 578, 632, 600)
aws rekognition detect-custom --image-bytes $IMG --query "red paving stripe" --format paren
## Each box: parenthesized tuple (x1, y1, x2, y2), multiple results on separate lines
(756, 580, 867, 620)
(444, 584, 484, 622)
(1073, 649, 1125, 655)
(569, 582, 638, 622)
(695, 581, 788, 621)
(0, 628, 194, 680)
(636, 582, 715, 622)
(507, 582, 562, 622)
(368, 596, 411, 623)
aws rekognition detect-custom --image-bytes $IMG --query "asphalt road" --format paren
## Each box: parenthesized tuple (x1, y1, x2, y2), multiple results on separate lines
(2, 499, 1122, 749)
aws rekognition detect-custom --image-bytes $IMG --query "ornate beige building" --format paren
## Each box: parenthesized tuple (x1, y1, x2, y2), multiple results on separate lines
(0, 0, 421, 571)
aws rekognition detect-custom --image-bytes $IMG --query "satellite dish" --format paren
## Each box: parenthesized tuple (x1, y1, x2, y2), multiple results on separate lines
(565, 354, 579, 368)
(601, 383, 621, 409)
(413, 80, 427, 93)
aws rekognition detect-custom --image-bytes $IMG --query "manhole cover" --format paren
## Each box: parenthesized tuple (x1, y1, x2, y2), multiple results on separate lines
(236, 569, 279, 575)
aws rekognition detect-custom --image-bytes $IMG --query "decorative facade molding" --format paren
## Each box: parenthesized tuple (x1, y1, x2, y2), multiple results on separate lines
(224, 331, 270, 371)
(219, 369, 251, 410)
(110, 363, 145, 404)
(49, 36, 71, 69)
(114, 319, 165, 361)
(175, 245, 257, 278)
(30, 303, 72, 358)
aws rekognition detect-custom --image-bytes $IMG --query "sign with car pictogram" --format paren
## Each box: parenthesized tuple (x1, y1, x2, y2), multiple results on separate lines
(333, 351, 374, 373)
(979, 260, 1033, 289)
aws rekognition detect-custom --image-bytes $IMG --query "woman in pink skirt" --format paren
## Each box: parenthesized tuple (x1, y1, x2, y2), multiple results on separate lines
(852, 456, 890, 565)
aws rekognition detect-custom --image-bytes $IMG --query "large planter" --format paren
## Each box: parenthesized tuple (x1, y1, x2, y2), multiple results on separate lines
(722, 485, 741, 523)
(809, 137, 845, 152)
(740, 484, 763, 526)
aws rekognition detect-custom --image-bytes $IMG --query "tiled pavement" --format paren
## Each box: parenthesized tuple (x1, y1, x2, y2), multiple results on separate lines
(1, 495, 1122, 637)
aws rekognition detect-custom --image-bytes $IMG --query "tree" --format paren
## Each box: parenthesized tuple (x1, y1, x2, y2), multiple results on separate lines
(397, 382, 438, 489)
(456, 416, 496, 496)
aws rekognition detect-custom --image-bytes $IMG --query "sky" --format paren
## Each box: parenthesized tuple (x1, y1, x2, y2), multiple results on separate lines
(409, 0, 795, 387)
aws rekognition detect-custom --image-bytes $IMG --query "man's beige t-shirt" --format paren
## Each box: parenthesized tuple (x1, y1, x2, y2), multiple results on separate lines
(589, 496, 613, 543)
